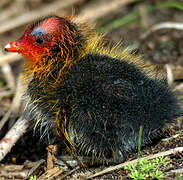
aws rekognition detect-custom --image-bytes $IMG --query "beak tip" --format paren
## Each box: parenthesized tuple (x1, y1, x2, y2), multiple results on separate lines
(4, 42, 20, 52)
(4, 43, 11, 52)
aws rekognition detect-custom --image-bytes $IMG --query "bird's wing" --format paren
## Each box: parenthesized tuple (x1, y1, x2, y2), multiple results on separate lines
(101, 78, 135, 100)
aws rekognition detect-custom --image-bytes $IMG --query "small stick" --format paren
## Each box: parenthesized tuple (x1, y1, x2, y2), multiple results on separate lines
(0, 169, 29, 179)
(165, 64, 174, 86)
(59, 166, 80, 180)
(0, 116, 29, 162)
(28, 159, 46, 178)
(140, 22, 183, 40)
(0, 0, 82, 34)
(1, 62, 15, 90)
(0, 53, 21, 65)
(0, 0, 10, 9)
(0, 0, 135, 35)
(76, 0, 136, 23)
(0, 1, 25, 23)
(170, 168, 183, 174)
(174, 83, 183, 91)
(0, 75, 26, 131)
(0, 90, 13, 98)
(87, 146, 183, 179)
(37, 167, 64, 180)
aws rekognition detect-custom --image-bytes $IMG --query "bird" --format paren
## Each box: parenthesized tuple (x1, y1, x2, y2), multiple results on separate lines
(4, 15, 181, 165)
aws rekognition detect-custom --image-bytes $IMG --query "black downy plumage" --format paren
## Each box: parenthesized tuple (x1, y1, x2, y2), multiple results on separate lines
(5, 15, 181, 165)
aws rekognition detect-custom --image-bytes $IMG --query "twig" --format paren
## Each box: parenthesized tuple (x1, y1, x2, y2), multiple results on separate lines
(0, 86, 9, 91)
(0, 164, 24, 171)
(170, 168, 183, 174)
(28, 159, 45, 178)
(0, 116, 29, 162)
(0, 1, 26, 23)
(0, 0, 82, 34)
(141, 22, 183, 40)
(0, 75, 26, 131)
(0, 110, 12, 131)
(37, 167, 64, 180)
(0, 48, 15, 90)
(58, 166, 80, 180)
(87, 147, 183, 179)
(0, 0, 135, 35)
(0, 0, 10, 9)
(0, 90, 13, 98)
(0, 169, 29, 179)
(140, 22, 183, 86)
(76, 0, 136, 23)
(1, 62, 15, 90)
(138, 4, 149, 30)
(174, 83, 183, 91)
(0, 53, 21, 66)
(165, 64, 174, 86)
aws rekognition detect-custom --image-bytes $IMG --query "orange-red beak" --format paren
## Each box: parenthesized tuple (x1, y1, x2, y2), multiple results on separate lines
(4, 40, 21, 52)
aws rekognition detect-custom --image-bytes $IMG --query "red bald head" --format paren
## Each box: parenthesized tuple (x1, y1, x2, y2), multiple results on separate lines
(5, 15, 81, 63)
(37, 17, 61, 34)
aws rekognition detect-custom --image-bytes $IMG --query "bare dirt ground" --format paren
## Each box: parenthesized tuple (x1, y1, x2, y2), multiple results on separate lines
(0, 0, 183, 179)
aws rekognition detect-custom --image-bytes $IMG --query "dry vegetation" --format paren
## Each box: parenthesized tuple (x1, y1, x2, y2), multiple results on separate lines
(0, 0, 183, 179)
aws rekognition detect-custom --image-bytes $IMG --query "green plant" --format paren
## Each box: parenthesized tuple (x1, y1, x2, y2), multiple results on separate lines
(176, 173, 183, 180)
(124, 126, 169, 180)
(124, 156, 169, 180)
(29, 175, 37, 180)
(137, 126, 143, 158)
(100, 1, 183, 32)
(178, 96, 183, 100)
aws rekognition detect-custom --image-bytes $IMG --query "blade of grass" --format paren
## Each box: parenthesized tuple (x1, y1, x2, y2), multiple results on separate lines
(100, 1, 183, 32)
(161, 1, 183, 11)
(137, 125, 143, 158)
(99, 11, 139, 32)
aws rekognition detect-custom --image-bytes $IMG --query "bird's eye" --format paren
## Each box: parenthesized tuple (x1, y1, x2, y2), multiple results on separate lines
(35, 37, 44, 44)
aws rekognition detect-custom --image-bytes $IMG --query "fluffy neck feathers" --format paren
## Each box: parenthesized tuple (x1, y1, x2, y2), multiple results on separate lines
(23, 17, 147, 88)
